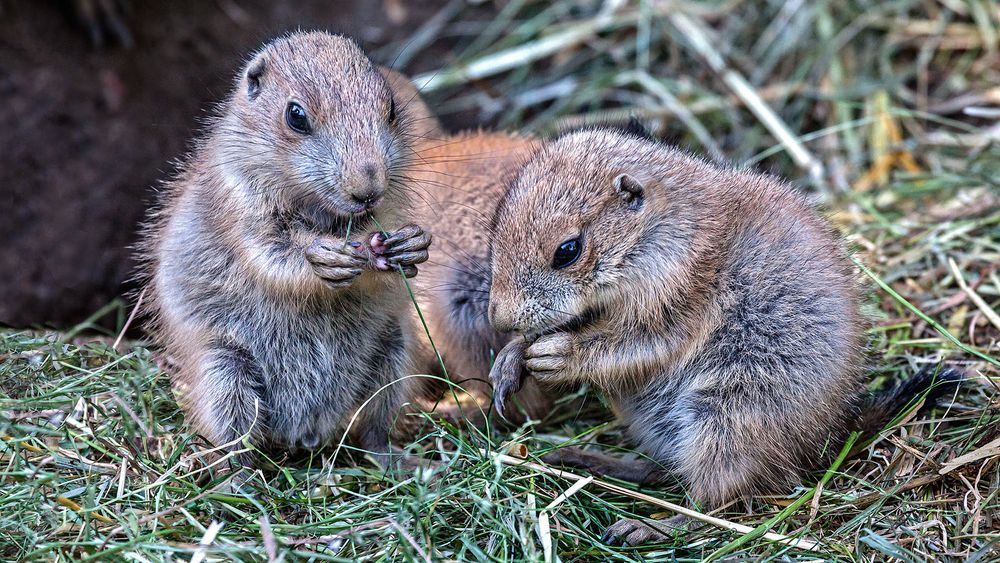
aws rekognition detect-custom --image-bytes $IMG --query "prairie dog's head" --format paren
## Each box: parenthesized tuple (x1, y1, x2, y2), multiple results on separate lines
(217, 32, 415, 227)
(488, 128, 709, 335)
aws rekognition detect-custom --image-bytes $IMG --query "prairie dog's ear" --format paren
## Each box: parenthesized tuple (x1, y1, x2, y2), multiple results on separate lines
(621, 116, 655, 141)
(614, 173, 644, 209)
(246, 57, 266, 100)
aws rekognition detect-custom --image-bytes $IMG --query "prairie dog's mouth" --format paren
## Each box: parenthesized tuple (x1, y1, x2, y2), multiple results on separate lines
(293, 201, 373, 237)
(528, 307, 599, 340)
(325, 211, 373, 237)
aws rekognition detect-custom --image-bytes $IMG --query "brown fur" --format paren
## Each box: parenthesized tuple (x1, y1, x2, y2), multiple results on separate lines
(488, 127, 868, 540)
(136, 32, 438, 467)
(403, 131, 554, 423)
(489, 127, 961, 543)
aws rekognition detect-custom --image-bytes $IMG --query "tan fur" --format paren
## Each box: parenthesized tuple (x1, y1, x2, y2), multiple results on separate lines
(488, 128, 868, 536)
(403, 131, 554, 422)
(136, 32, 438, 467)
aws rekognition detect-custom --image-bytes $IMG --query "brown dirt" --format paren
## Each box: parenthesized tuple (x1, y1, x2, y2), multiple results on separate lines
(0, 0, 460, 328)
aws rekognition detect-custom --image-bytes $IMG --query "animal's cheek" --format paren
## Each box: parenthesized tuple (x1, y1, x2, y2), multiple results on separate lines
(487, 278, 508, 303)
(576, 250, 599, 281)
(490, 267, 524, 298)
(385, 131, 405, 156)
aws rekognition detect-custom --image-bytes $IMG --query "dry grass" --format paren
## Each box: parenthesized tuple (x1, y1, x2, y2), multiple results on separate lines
(3, 0, 1000, 560)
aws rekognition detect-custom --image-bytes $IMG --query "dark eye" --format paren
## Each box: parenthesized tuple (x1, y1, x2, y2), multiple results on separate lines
(388, 98, 396, 125)
(387, 96, 397, 125)
(552, 237, 582, 269)
(285, 102, 311, 134)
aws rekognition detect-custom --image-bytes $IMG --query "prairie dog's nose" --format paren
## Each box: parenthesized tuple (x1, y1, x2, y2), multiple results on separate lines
(489, 300, 515, 334)
(348, 163, 385, 209)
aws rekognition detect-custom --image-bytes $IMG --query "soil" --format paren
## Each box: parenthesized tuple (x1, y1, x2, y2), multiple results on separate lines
(0, 0, 467, 328)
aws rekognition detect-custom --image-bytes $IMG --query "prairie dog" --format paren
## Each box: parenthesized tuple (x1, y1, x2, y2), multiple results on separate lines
(139, 32, 436, 467)
(488, 126, 959, 543)
(405, 131, 552, 423)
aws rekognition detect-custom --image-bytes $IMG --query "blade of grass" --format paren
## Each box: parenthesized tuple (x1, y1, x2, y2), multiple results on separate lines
(852, 256, 1000, 367)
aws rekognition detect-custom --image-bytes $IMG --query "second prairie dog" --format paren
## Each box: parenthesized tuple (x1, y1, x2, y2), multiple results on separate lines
(488, 126, 957, 544)
(405, 131, 553, 422)
(139, 32, 436, 468)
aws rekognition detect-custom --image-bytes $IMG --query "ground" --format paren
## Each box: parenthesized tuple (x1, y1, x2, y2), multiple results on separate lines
(2, 1, 999, 561)
(0, 0, 460, 327)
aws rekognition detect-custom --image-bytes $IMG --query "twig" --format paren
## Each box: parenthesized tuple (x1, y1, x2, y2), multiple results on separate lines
(413, 9, 639, 91)
(100, 476, 236, 544)
(190, 521, 224, 563)
(624, 70, 726, 163)
(388, 0, 463, 70)
(113, 288, 145, 351)
(852, 473, 944, 508)
(486, 450, 821, 551)
(259, 515, 278, 563)
(552, 81, 803, 131)
(389, 518, 433, 563)
(939, 437, 1000, 475)
(948, 258, 1000, 333)
(852, 256, 1000, 368)
(667, 12, 825, 186)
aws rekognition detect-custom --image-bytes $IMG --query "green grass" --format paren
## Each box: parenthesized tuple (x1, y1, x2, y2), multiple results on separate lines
(4, 0, 1000, 560)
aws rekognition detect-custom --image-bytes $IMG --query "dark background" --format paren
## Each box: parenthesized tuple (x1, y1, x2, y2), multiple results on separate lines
(0, 1, 470, 328)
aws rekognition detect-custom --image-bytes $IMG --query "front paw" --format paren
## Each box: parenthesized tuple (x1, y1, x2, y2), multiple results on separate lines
(489, 337, 528, 421)
(524, 333, 576, 382)
(370, 225, 431, 277)
(305, 239, 367, 288)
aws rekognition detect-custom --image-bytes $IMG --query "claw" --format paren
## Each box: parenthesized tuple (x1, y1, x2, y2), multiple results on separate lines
(387, 249, 429, 267)
(489, 337, 529, 422)
(494, 398, 510, 423)
(493, 379, 514, 423)
(383, 224, 422, 245)
(601, 517, 676, 546)
(370, 232, 388, 255)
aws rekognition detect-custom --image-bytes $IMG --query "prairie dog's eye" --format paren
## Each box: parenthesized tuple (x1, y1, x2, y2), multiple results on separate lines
(387, 96, 397, 125)
(285, 102, 311, 134)
(552, 237, 582, 269)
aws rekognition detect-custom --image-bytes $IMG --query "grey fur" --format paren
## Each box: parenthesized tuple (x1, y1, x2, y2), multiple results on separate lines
(136, 32, 436, 467)
(487, 128, 959, 544)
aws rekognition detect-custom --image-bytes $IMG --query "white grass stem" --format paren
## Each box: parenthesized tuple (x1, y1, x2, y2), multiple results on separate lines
(413, 10, 638, 91)
(189, 520, 223, 563)
(487, 450, 822, 551)
(668, 12, 825, 185)
(948, 257, 1000, 333)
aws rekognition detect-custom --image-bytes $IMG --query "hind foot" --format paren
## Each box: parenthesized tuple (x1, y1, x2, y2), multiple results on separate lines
(602, 515, 690, 546)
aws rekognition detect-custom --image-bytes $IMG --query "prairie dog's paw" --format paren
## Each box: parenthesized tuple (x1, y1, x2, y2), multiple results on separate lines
(524, 333, 576, 382)
(369, 225, 431, 277)
(305, 239, 367, 288)
(601, 517, 675, 546)
(489, 336, 528, 421)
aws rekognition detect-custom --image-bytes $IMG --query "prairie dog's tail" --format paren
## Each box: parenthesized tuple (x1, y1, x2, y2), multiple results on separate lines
(855, 366, 964, 436)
